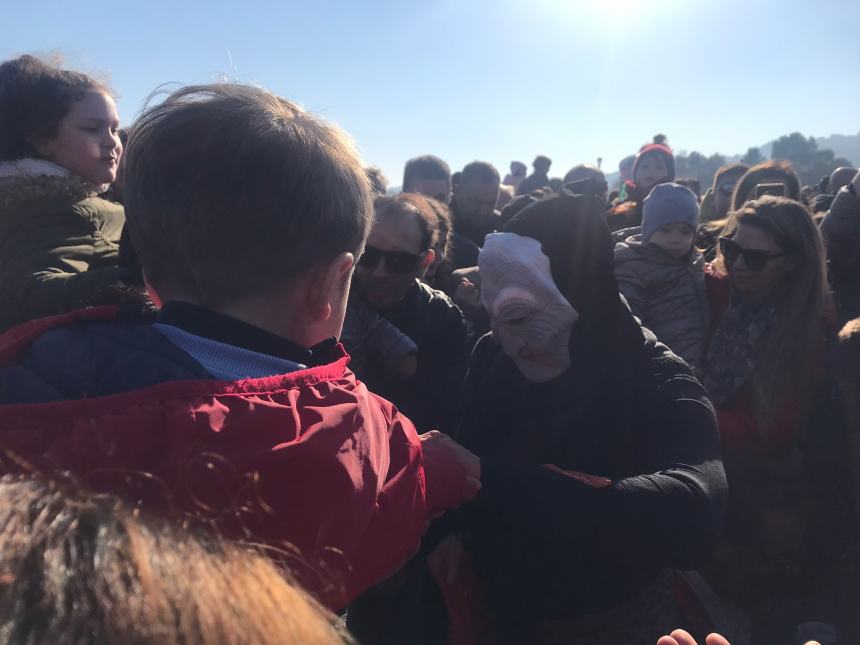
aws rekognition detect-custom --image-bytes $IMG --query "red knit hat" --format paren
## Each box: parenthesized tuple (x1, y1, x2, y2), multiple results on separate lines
(632, 143, 675, 183)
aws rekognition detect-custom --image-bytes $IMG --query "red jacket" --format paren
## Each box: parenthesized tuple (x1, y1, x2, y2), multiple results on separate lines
(0, 307, 454, 609)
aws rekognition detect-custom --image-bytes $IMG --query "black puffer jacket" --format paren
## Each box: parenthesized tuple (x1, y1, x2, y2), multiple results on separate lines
(614, 232, 709, 371)
(363, 280, 468, 434)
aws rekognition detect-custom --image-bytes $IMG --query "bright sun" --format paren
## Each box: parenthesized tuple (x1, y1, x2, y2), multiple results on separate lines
(598, 0, 640, 14)
(548, 0, 679, 22)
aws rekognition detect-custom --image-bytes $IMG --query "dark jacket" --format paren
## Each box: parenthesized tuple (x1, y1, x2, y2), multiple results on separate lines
(614, 232, 709, 371)
(605, 199, 643, 232)
(812, 192, 835, 214)
(605, 182, 649, 233)
(450, 189, 726, 639)
(341, 291, 418, 378)
(452, 209, 501, 249)
(516, 171, 550, 196)
(0, 159, 127, 331)
(0, 304, 469, 610)
(450, 232, 481, 270)
(363, 280, 468, 434)
(820, 186, 860, 323)
(456, 331, 724, 632)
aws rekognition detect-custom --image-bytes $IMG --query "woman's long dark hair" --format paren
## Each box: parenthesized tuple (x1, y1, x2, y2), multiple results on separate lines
(714, 196, 827, 429)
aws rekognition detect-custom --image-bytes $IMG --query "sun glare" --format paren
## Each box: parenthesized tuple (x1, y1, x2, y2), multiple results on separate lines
(597, 0, 641, 15)
(543, 0, 682, 25)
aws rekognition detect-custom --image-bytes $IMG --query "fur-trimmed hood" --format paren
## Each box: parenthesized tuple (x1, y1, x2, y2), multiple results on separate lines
(0, 158, 107, 212)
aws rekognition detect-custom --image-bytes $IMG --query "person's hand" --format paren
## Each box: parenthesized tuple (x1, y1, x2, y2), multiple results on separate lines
(453, 278, 483, 316)
(419, 431, 481, 514)
(427, 535, 466, 585)
(656, 630, 730, 645)
(656, 630, 819, 645)
(420, 430, 480, 481)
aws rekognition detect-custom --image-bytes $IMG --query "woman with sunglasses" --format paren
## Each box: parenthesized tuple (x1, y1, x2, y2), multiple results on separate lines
(697, 195, 854, 643)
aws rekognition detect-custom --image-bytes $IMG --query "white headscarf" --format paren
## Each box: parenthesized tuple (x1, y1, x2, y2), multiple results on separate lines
(479, 233, 578, 382)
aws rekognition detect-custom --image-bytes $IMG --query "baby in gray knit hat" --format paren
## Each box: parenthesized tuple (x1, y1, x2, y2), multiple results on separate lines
(613, 182, 709, 371)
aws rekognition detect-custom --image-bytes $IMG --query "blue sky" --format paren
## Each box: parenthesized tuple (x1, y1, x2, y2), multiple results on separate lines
(5, 0, 859, 184)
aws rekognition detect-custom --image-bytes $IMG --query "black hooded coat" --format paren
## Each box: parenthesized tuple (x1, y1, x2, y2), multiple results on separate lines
(453, 184, 727, 636)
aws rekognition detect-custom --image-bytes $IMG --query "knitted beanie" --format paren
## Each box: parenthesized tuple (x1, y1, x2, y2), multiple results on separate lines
(633, 143, 676, 184)
(642, 182, 700, 240)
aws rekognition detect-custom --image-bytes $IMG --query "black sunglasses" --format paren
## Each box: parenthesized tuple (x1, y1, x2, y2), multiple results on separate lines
(719, 237, 786, 272)
(358, 246, 422, 274)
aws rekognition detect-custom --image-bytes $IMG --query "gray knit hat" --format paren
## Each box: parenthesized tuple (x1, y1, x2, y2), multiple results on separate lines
(642, 182, 700, 240)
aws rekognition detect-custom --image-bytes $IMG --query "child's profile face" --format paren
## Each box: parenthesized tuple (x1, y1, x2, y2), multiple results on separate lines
(635, 154, 669, 193)
(648, 222, 696, 259)
(38, 90, 122, 185)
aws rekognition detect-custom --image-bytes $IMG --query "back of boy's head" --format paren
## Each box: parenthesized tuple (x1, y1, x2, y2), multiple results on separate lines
(642, 182, 700, 241)
(123, 84, 372, 307)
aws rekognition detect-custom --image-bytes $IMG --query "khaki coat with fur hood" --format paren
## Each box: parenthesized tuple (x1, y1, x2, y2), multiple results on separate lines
(0, 159, 126, 331)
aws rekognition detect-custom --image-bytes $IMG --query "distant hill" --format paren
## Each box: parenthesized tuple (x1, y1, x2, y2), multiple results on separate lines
(812, 132, 860, 166)
(602, 132, 860, 189)
(750, 132, 859, 166)
(390, 133, 859, 195)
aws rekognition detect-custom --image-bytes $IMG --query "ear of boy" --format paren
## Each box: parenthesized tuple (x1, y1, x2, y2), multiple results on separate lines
(151, 252, 355, 349)
(305, 252, 356, 323)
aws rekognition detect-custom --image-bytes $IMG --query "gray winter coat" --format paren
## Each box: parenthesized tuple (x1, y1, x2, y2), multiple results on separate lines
(614, 233, 709, 370)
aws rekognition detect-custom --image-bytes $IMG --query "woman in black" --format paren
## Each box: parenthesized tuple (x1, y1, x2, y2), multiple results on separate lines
(431, 183, 727, 644)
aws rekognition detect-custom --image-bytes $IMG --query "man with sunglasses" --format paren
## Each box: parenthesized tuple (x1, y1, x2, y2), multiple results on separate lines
(353, 194, 468, 435)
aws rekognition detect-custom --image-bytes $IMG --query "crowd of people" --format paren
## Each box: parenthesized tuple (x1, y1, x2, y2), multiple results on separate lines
(0, 54, 857, 645)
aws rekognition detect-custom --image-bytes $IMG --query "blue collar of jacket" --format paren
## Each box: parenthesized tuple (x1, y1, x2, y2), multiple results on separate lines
(158, 301, 338, 367)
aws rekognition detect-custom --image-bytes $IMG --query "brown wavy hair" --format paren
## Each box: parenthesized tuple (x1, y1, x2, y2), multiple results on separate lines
(714, 196, 827, 428)
(0, 473, 349, 645)
(731, 160, 800, 211)
(0, 54, 109, 161)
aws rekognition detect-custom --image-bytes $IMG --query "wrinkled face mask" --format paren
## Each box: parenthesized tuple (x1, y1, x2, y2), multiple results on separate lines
(479, 233, 579, 382)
